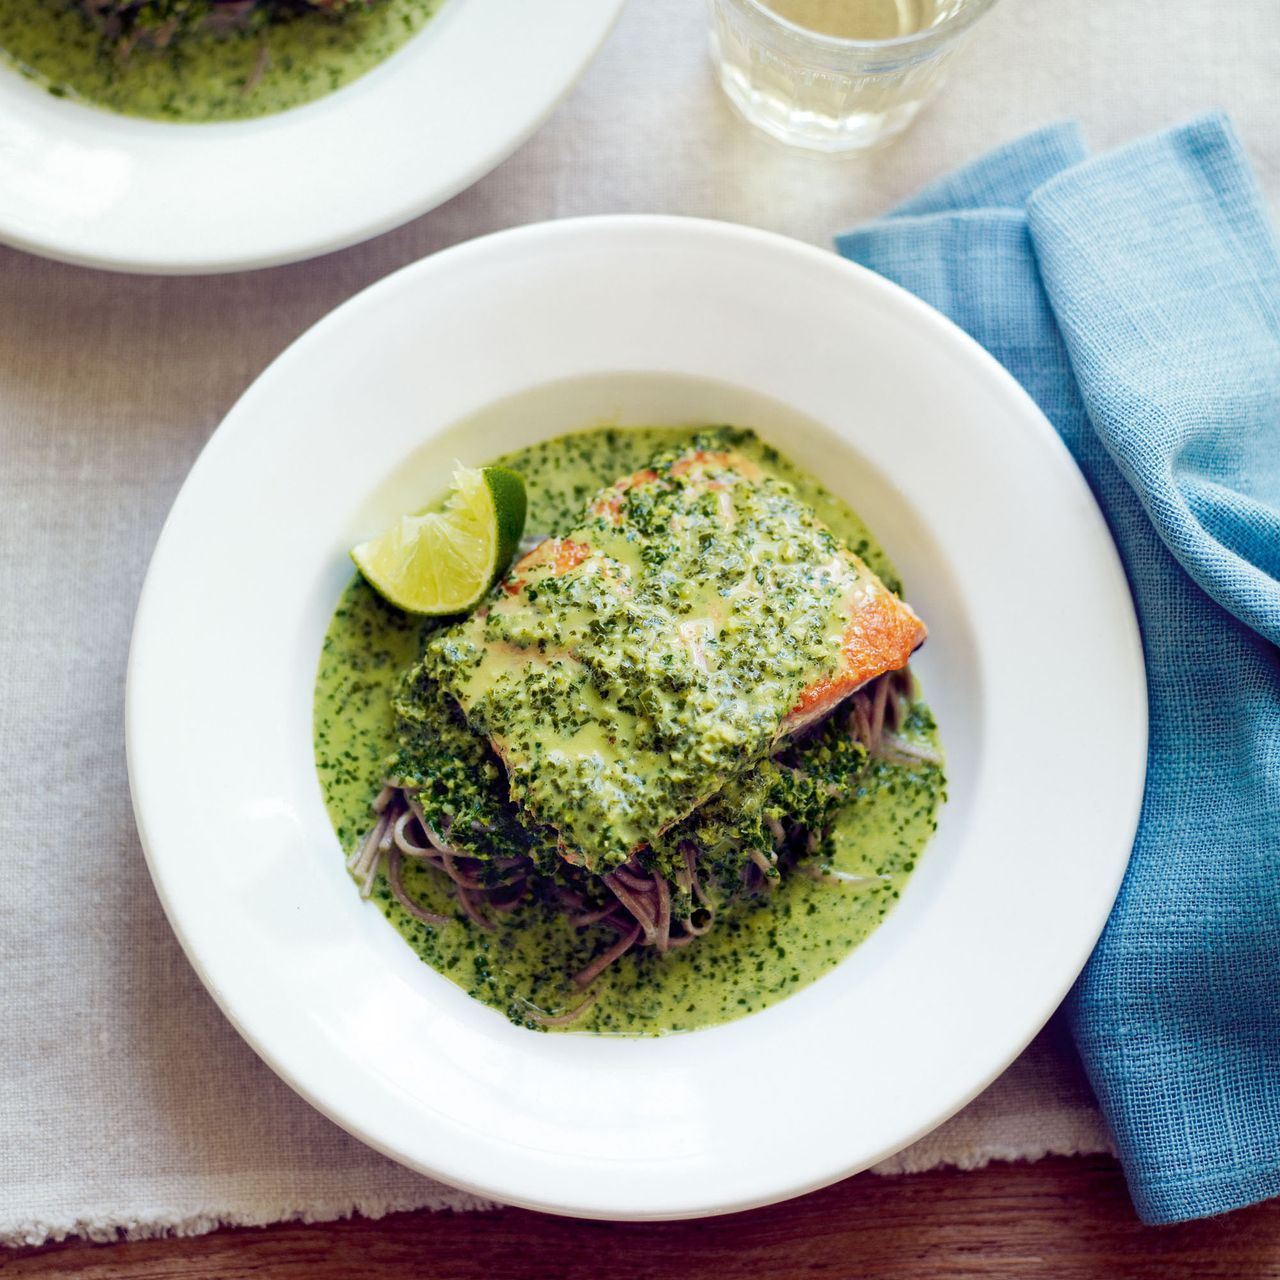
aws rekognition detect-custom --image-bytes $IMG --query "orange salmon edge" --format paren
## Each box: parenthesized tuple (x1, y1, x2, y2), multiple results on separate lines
(670, 451, 724, 477)
(511, 536, 591, 579)
(589, 494, 623, 524)
(671, 450, 763, 481)
(787, 676, 838, 721)
(600, 467, 659, 498)
(553, 539, 592, 574)
(787, 600, 926, 722)
(840, 596, 928, 670)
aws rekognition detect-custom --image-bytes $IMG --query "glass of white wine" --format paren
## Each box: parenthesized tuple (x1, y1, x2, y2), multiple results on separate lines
(708, 0, 998, 151)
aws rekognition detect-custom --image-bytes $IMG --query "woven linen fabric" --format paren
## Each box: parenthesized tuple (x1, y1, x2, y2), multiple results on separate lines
(839, 115, 1280, 1224)
(2, 0, 1278, 1248)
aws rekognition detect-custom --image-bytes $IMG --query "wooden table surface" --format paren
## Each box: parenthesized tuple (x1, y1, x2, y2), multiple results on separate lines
(9, 1156, 1280, 1279)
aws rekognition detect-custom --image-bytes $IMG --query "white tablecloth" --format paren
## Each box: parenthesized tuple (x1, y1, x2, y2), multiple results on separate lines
(3, 0, 1276, 1246)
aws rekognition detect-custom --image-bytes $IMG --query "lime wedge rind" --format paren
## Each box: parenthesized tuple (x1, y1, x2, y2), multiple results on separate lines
(351, 463, 526, 616)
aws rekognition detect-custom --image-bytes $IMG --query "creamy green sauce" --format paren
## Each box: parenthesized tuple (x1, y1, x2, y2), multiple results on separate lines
(314, 427, 945, 1035)
(0, 0, 439, 121)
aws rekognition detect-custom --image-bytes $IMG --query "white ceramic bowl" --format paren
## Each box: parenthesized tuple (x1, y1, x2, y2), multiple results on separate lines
(127, 216, 1146, 1218)
(0, 0, 623, 273)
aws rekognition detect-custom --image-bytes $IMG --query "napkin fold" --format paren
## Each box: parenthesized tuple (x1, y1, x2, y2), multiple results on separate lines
(839, 115, 1280, 1224)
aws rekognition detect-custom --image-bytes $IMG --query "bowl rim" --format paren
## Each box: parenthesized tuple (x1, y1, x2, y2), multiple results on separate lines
(0, 0, 626, 274)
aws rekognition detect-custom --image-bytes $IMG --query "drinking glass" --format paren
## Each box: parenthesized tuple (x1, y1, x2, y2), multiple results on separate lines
(707, 0, 998, 152)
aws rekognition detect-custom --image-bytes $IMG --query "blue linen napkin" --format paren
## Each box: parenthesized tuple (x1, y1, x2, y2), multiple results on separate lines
(838, 115, 1280, 1225)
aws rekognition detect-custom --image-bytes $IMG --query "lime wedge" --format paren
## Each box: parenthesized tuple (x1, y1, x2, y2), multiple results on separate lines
(351, 464, 526, 615)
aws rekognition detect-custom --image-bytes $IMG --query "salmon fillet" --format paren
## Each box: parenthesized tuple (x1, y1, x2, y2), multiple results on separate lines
(426, 444, 925, 870)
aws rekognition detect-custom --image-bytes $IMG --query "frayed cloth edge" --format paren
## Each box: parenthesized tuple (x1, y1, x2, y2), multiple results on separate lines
(3, 1188, 500, 1249)
(6, 1141, 1117, 1246)
(871, 1135, 1115, 1176)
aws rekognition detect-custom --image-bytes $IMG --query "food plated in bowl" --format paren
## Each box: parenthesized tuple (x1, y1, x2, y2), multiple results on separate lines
(0, 0, 625, 271)
(127, 216, 1146, 1217)
(0, 0, 443, 121)
(319, 426, 945, 1033)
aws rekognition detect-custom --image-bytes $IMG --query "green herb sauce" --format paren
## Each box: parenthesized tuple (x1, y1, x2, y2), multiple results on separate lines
(0, 0, 440, 122)
(428, 431, 913, 873)
(314, 427, 946, 1035)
